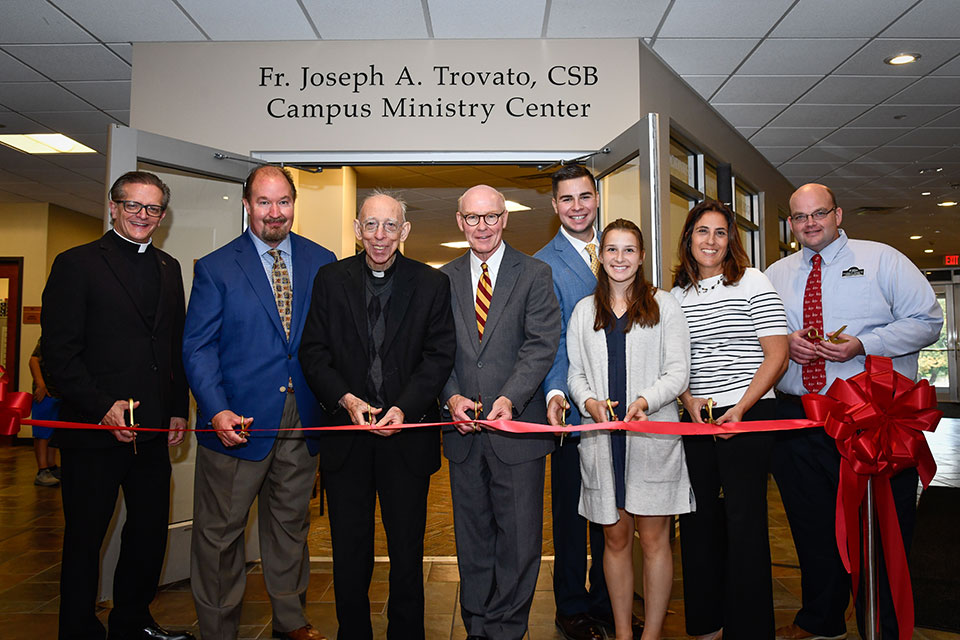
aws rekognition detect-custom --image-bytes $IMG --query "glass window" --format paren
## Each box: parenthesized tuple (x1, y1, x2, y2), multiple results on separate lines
(704, 162, 718, 200)
(669, 139, 696, 188)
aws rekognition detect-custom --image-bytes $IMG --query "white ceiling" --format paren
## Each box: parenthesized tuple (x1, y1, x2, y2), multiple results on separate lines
(0, 0, 958, 268)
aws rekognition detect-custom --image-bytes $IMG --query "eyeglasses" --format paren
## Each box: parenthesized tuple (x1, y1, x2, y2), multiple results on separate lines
(360, 219, 402, 235)
(790, 207, 836, 224)
(114, 200, 165, 217)
(459, 211, 504, 227)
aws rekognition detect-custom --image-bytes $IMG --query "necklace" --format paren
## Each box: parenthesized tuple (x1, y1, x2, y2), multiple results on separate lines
(696, 275, 724, 295)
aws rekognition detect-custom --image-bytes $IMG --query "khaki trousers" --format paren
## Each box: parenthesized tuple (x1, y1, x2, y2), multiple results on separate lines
(191, 394, 316, 639)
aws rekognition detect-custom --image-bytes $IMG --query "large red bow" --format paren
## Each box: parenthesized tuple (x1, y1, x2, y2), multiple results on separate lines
(0, 366, 32, 436)
(802, 356, 940, 639)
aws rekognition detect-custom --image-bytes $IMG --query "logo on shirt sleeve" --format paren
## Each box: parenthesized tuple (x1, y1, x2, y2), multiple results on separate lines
(842, 266, 865, 278)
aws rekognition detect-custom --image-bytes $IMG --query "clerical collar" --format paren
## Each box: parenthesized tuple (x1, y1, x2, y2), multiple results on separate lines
(111, 228, 152, 253)
(364, 254, 398, 279)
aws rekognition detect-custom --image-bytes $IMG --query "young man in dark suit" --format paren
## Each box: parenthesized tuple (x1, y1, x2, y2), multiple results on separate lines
(299, 190, 456, 640)
(534, 165, 612, 640)
(442, 184, 561, 640)
(41, 171, 193, 640)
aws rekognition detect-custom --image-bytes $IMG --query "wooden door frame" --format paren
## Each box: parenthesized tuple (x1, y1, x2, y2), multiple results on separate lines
(0, 257, 24, 391)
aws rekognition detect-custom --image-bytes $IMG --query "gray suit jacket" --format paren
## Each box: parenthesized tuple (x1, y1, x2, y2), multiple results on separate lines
(441, 243, 561, 465)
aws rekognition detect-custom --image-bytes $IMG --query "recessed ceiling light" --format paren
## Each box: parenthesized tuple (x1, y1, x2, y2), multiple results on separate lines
(937, 201, 958, 207)
(504, 200, 530, 212)
(921, 191, 932, 196)
(222, 195, 229, 200)
(441, 240, 470, 249)
(924, 249, 934, 253)
(918, 167, 942, 174)
(910, 235, 923, 240)
(0, 133, 95, 154)
(885, 53, 921, 65)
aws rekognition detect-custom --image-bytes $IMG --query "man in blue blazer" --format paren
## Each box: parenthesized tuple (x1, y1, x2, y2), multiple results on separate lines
(533, 165, 612, 640)
(182, 166, 335, 640)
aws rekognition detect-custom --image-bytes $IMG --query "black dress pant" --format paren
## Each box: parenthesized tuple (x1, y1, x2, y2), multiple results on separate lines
(58, 437, 171, 640)
(679, 399, 776, 639)
(323, 433, 432, 640)
(550, 434, 611, 619)
(774, 398, 918, 639)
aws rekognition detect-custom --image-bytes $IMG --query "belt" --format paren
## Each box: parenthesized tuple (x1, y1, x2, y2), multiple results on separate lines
(775, 390, 804, 405)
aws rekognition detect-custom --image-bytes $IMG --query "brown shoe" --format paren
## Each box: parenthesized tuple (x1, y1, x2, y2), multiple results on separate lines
(775, 623, 846, 640)
(272, 625, 326, 640)
(555, 613, 603, 640)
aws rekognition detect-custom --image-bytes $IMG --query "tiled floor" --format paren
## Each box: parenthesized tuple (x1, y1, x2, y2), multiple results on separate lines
(2, 419, 959, 639)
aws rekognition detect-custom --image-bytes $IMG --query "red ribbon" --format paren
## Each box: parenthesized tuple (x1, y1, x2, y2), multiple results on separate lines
(0, 367, 32, 437)
(801, 356, 940, 639)
(21, 416, 818, 437)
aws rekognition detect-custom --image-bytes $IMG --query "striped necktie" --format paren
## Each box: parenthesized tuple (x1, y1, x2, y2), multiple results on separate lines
(585, 243, 600, 276)
(267, 249, 291, 339)
(476, 262, 492, 341)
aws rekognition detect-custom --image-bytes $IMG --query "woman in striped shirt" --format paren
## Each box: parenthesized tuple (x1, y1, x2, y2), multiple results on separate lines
(670, 200, 788, 640)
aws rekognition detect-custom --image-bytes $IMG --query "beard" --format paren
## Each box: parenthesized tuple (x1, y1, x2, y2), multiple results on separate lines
(259, 217, 290, 243)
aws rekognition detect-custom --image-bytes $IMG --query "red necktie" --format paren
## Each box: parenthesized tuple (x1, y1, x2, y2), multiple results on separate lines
(802, 254, 826, 393)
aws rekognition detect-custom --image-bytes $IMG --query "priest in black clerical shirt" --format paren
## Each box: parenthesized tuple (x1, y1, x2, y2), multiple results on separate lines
(299, 190, 456, 640)
(41, 172, 192, 640)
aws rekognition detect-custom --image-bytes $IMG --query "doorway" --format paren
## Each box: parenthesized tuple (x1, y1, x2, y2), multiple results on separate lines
(0, 258, 23, 391)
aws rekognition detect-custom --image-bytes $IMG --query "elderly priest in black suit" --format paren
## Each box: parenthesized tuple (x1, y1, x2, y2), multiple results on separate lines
(299, 190, 456, 640)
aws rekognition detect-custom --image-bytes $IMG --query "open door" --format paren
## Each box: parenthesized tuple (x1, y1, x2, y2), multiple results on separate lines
(589, 114, 662, 285)
(102, 125, 258, 595)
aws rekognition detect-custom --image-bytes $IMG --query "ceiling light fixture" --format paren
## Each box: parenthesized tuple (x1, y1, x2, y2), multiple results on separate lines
(504, 200, 531, 212)
(918, 167, 942, 174)
(441, 240, 470, 249)
(910, 235, 923, 240)
(921, 191, 932, 196)
(924, 249, 934, 253)
(884, 53, 921, 65)
(0, 133, 95, 154)
(937, 201, 958, 207)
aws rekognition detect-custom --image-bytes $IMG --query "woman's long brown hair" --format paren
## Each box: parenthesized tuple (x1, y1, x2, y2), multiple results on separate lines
(593, 219, 659, 332)
(671, 199, 750, 290)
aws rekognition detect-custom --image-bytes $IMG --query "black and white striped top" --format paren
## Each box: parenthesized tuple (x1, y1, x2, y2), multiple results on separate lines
(670, 268, 787, 407)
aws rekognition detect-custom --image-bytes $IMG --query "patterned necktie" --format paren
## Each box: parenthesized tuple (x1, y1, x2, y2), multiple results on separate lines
(267, 249, 291, 339)
(585, 243, 601, 277)
(475, 262, 493, 341)
(802, 254, 826, 393)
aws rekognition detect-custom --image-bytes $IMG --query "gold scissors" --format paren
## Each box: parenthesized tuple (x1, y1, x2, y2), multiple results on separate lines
(473, 395, 483, 432)
(128, 398, 137, 455)
(807, 325, 849, 343)
(559, 399, 568, 446)
(238, 415, 249, 440)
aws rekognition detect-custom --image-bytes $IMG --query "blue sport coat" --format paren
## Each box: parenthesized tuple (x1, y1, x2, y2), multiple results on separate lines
(183, 232, 336, 461)
(533, 231, 597, 426)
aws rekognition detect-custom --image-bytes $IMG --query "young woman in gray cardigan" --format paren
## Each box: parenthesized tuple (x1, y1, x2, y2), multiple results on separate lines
(567, 219, 693, 640)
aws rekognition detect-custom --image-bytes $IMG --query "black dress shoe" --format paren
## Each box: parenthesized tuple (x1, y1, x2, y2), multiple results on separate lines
(556, 613, 604, 640)
(140, 625, 195, 640)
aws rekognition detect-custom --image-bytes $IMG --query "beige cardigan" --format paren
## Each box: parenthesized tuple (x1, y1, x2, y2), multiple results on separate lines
(566, 290, 694, 524)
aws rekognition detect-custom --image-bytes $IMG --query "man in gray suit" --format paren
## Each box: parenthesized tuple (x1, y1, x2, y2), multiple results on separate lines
(442, 184, 561, 640)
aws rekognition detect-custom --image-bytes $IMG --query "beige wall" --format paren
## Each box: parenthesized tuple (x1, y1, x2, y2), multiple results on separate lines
(46, 204, 105, 273)
(292, 166, 358, 259)
(0, 203, 101, 437)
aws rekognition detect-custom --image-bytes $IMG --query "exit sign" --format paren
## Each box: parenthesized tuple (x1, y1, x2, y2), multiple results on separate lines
(946, 255, 959, 266)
